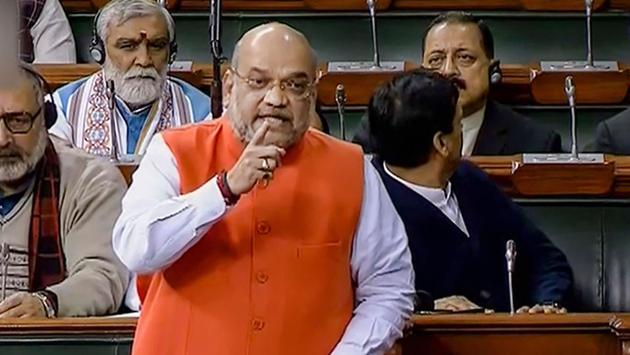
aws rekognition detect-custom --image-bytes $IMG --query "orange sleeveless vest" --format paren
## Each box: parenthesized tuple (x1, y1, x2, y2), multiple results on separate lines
(132, 118, 364, 355)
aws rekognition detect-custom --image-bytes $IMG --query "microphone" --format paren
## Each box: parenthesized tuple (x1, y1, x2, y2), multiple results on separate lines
(565, 76, 579, 160)
(0, 243, 8, 300)
(366, 0, 381, 68)
(414, 290, 435, 314)
(106, 80, 119, 162)
(335, 84, 347, 140)
(585, 0, 593, 67)
(209, 0, 224, 118)
(505, 239, 517, 315)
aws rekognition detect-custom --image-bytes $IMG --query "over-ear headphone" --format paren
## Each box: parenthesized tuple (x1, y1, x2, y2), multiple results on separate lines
(489, 59, 503, 85)
(19, 63, 58, 129)
(89, 2, 178, 65)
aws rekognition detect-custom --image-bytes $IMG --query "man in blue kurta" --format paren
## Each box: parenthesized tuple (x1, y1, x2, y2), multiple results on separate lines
(50, 0, 210, 157)
(367, 69, 573, 313)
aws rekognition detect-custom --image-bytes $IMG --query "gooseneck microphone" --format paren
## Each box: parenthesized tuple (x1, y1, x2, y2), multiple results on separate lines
(106, 80, 119, 161)
(366, 0, 381, 68)
(565, 76, 579, 160)
(585, 0, 594, 67)
(0, 243, 8, 300)
(505, 239, 517, 315)
(335, 84, 347, 140)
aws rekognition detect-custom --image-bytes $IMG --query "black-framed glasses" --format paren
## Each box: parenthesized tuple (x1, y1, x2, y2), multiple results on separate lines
(0, 107, 42, 134)
(229, 67, 317, 100)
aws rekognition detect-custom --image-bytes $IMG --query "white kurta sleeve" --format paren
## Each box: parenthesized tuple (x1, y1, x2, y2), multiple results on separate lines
(112, 134, 228, 274)
(332, 158, 415, 355)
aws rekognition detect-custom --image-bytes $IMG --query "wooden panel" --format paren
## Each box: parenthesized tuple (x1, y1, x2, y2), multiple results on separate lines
(468, 155, 630, 198)
(0, 317, 137, 337)
(530, 69, 629, 105)
(610, 0, 630, 10)
(304, 0, 392, 10)
(60, 0, 614, 12)
(512, 161, 615, 196)
(33, 62, 630, 107)
(317, 62, 416, 106)
(404, 313, 619, 355)
(521, 0, 607, 11)
(392, 0, 520, 10)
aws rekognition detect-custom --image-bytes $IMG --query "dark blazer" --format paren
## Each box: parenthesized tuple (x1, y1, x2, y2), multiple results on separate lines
(372, 158, 573, 311)
(354, 100, 563, 155)
(592, 108, 630, 154)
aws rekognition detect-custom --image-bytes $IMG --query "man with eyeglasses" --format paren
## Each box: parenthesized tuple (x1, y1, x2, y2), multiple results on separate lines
(0, 64, 128, 318)
(49, 0, 210, 158)
(113, 22, 414, 355)
(353, 12, 562, 156)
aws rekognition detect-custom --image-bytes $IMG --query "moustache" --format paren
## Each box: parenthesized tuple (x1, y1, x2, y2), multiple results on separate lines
(124, 68, 159, 81)
(0, 149, 23, 160)
(257, 112, 292, 122)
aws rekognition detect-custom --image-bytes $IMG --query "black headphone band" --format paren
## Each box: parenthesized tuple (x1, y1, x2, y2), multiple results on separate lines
(18, 63, 58, 129)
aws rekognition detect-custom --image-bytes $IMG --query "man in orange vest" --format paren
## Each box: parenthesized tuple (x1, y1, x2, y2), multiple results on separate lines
(113, 22, 415, 355)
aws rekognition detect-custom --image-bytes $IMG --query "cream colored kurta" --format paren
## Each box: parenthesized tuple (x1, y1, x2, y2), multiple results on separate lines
(0, 138, 129, 316)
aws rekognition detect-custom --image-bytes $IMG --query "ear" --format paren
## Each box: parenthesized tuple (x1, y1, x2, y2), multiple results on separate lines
(432, 131, 449, 158)
(222, 70, 233, 108)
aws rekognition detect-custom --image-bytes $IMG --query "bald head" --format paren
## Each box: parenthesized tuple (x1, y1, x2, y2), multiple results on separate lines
(231, 22, 317, 75)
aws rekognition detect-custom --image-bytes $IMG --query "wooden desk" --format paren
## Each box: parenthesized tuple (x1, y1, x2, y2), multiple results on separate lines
(0, 317, 137, 355)
(403, 313, 620, 355)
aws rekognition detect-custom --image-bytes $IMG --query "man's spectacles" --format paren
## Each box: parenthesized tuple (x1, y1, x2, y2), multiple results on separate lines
(0, 108, 42, 134)
(229, 67, 317, 100)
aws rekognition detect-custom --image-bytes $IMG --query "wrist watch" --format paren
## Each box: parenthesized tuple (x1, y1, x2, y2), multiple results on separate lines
(32, 291, 57, 318)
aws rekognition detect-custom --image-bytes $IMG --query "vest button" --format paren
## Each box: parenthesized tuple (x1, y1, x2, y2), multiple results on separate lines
(256, 221, 271, 235)
(256, 272, 269, 284)
(252, 318, 265, 331)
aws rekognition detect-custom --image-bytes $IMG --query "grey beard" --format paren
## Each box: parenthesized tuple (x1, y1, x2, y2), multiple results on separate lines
(103, 60, 167, 107)
(0, 125, 48, 182)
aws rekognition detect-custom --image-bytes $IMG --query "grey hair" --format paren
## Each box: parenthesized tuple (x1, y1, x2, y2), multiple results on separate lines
(18, 66, 45, 108)
(96, 0, 176, 44)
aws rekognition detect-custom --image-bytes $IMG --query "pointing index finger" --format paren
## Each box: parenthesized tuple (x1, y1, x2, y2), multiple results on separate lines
(250, 120, 270, 146)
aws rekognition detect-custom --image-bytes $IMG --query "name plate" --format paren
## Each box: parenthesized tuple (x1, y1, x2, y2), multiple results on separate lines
(327, 61, 405, 73)
(540, 61, 619, 72)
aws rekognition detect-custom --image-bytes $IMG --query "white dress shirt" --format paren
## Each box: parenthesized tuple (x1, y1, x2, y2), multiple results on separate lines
(383, 163, 470, 237)
(113, 134, 415, 355)
(30, 0, 76, 63)
(461, 105, 486, 157)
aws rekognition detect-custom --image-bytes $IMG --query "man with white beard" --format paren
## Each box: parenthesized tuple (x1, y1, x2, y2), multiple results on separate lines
(0, 64, 128, 318)
(50, 0, 211, 157)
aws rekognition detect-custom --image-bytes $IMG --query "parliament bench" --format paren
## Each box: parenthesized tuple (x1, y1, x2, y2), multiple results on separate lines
(3, 314, 630, 354)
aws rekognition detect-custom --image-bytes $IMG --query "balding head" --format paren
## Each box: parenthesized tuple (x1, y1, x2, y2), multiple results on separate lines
(225, 23, 318, 149)
(232, 22, 317, 75)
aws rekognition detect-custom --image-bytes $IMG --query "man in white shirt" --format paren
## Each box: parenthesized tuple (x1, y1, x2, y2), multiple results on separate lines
(113, 22, 414, 355)
(19, 0, 76, 63)
(367, 68, 573, 313)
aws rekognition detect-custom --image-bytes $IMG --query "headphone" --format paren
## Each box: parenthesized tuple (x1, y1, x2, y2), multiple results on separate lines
(89, 2, 178, 65)
(20, 63, 58, 129)
(489, 59, 503, 85)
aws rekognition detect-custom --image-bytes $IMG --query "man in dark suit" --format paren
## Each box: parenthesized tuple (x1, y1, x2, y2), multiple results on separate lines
(368, 69, 573, 312)
(592, 109, 630, 154)
(353, 12, 562, 156)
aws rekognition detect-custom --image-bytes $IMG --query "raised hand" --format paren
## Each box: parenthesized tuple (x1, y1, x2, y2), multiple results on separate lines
(226, 121, 286, 196)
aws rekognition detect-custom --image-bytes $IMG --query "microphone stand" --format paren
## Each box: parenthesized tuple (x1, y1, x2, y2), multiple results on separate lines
(585, 0, 594, 68)
(335, 84, 347, 140)
(106, 80, 119, 162)
(209, 0, 224, 118)
(565, 76, 579, 160)
(505, 240, 517, 315)
(0, 243, 8, 301)
(366, 0, 380, 69)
